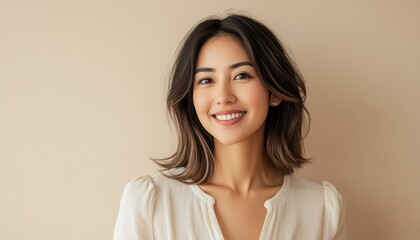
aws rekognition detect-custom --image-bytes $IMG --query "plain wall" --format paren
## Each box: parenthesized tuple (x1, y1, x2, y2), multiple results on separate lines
(1, 0, 419, 239)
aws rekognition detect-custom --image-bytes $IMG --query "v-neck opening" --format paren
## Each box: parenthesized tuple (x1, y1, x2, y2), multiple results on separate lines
(190, 175, 292, 239)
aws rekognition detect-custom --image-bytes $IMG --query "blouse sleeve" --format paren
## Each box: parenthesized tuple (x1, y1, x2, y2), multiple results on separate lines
(322, 181, 346, 240)
(113, 176, 156, 240)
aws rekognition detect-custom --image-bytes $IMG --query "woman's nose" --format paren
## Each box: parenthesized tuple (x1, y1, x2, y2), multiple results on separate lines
(215, 82, 236, 105)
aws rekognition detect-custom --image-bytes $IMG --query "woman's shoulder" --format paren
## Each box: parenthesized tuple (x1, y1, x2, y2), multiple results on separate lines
(123, 168, 190, 198)
(286, 175, 344, 217)
(287, 175, 346, 238)
(118, 175, 156, 211)
(288, 175, 342, 201)
(115, 170, 184, 239)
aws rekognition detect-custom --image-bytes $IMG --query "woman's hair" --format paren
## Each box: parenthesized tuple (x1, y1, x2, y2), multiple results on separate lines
(153, 13, 310, 184)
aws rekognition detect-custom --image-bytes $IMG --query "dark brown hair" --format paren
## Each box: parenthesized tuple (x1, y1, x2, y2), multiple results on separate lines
(153, 13, 310, 184)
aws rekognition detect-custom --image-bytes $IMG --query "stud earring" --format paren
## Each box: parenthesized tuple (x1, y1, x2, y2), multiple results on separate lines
(270, 102, 278, 107)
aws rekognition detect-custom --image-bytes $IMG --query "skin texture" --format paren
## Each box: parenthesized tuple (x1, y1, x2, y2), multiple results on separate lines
(193, 35, 284, 240)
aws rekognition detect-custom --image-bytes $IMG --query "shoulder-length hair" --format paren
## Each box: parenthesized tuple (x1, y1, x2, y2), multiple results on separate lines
(153, 13, 310, 184)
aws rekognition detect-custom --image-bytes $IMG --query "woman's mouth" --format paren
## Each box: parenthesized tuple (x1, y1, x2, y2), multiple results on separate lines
(213, 111, 246, 121)
(212, 111, 247, 126)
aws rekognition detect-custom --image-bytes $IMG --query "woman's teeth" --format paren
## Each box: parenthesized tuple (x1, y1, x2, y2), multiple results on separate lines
(214, 112, 245, 121)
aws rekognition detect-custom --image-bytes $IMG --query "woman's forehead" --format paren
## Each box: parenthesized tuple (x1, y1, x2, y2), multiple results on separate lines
(196, 35, 251, 69)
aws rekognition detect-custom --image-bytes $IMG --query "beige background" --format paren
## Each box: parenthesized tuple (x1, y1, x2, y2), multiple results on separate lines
(1, 0, 419, 239)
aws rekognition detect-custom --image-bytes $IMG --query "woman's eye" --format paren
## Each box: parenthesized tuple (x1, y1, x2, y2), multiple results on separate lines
(198, 78, 213, 85)
(234, 73, 250, 80)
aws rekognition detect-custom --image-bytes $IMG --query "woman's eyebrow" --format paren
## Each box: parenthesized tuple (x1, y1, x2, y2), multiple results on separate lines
(230, 61, 253, 69)
(195, 61, 253, 74)
(195, 67, 215, 74)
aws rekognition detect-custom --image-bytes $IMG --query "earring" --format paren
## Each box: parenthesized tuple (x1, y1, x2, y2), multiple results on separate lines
(270, 102, 278, 107)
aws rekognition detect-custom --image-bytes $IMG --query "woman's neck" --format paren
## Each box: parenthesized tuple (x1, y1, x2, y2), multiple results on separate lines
(209, 128, 280, 195)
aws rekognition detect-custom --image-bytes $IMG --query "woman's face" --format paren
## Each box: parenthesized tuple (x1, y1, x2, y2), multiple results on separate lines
(193, 35, 274, 146)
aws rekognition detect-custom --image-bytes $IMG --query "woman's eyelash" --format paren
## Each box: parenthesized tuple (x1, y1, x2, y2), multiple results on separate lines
(198, 78, 213, 84)
(197, 73, 251, 84)
(234, 73, 251, 79)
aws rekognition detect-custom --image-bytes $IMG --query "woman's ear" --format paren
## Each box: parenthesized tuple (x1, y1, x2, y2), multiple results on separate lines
(269, 94, 282, 107)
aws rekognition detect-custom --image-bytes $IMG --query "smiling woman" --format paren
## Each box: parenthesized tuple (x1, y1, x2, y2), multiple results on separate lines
(193, 35, 271, 146)
(114, 13, 346, 240)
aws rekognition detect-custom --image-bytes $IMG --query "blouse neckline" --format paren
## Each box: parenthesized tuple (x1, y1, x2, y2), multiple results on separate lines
(190, 174, 291, 209)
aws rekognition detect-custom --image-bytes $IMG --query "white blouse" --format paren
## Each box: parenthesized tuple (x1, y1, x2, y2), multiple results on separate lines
(114, 170, 346, 240)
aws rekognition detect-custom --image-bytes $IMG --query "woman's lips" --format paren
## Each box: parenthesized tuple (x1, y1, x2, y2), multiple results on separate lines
(212, 111, 246, 126)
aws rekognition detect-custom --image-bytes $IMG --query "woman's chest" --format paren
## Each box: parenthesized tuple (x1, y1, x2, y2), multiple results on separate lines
(213, 197, 268, 240)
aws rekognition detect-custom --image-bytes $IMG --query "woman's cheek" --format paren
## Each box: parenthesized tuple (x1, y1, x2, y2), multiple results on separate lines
(193, 91, 210, 115)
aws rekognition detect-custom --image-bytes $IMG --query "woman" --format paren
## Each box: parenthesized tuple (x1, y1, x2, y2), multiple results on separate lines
(114, 13, 345, 240)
